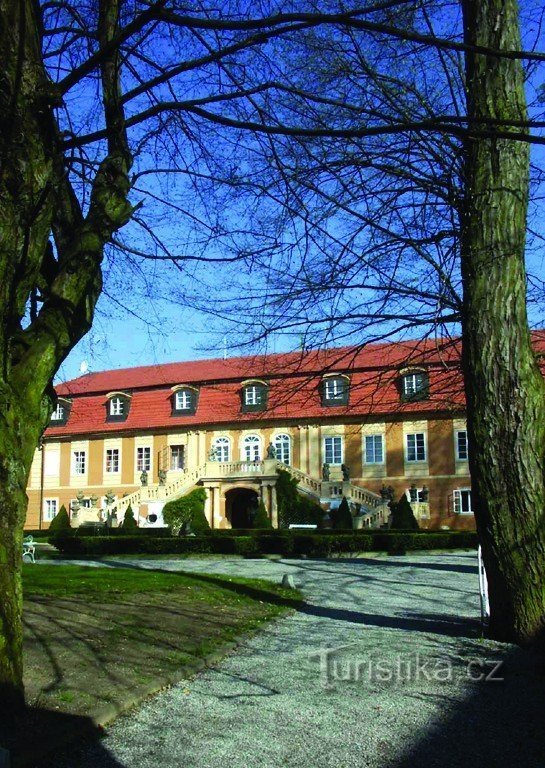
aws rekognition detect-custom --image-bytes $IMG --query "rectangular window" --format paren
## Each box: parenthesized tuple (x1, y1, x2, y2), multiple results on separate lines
(44, 498, 58, 521)
(110, 398, 124, 416)
(175, 391, 192, 410)
(73, 450, 86, 475)
(324, 436, 343, 465)
(403, 372, 427, 396)
(244, 386, 264, 406)
(137, 446, 151, 472)
(105, 448, 120, 473)
(51, 404, 64, 421)
(364, 434, 384, 464)
(456, 430, 468, 461)
(453, 489, 473, 515)
(170, 445, 185, 471)
(406, 433, 426, 462)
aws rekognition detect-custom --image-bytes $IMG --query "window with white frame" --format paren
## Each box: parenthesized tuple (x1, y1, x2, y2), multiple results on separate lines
(401, 371, 429, 401)
(170, 444, 185, 470)
(105, 448, 120, 473)
(453, 488, 473, 514)
(455, 430, 468, 461)
(243, 434, 261, 461)
(213, 436, 230, 462)
(137, 446, 151, 472)
(72, 450, 86, 475)
(324, 436, 343, 465)
(109, 397, 125, 416)
(322, 377, 349, 405)
(51, 403, 64, 421)
(43, 498, 58, 521)
(364, 434, 384, 464)
(273, 433, 291, 465)
(406, 432, 426, 462)
(244, 385, 265, 407)
(175, 390, 192, 411)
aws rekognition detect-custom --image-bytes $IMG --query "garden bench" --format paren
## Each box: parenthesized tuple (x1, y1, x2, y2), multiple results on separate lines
(22, 535, 36, 563)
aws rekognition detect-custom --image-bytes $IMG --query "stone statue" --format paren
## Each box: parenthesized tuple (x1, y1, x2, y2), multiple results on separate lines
(386, 485, 395, 501)
(158, 468, 167, 486)
(409, 484, 418, 502)
(322, 462, 330, 481)
(208, 447, 217, 461)
(341, 463, 350, 481)
(421, 485, 429, 502)
(140, 469, 148, 486)
(380, 484, 389, 501)
(266, 442, 276, 459)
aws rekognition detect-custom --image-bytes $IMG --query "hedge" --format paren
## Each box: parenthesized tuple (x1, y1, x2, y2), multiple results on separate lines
(50, 530, 478, 557)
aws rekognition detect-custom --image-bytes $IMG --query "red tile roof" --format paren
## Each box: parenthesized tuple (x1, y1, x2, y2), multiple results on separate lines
(46, 334, 545, 438)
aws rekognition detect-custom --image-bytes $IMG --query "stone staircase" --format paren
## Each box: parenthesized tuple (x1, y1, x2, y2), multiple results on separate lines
(103, 459, 389, 528)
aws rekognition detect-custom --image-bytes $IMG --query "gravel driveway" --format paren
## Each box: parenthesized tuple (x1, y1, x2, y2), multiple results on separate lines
(45, 554, 545, 768)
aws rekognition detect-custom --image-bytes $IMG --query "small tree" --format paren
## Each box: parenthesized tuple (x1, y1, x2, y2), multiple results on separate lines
(253, 500, 272, 529)
(190, 495, 211, 535)
(48, 505, 71, 533)
(390, 494, 420, 530)
(331, 497, 353, 530)
(121, 505, 138, 530)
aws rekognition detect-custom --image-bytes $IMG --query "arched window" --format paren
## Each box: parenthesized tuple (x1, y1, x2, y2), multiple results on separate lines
(213, 436, 231, 462)
(273, 433, 291, 465)
(243, 434, 261, 461)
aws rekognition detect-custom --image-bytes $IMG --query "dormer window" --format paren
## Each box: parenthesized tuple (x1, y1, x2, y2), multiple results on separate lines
(171, 385, 198, 415)
(321, 375, 349, 406)
(106, 392, 131, 422)
(241, 380, 268, 413)
(50, 398, 71, 425)
(400, 369, 429, 402)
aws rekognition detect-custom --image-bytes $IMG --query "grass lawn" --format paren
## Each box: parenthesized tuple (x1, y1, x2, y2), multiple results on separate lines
(3, 563, 301, 762)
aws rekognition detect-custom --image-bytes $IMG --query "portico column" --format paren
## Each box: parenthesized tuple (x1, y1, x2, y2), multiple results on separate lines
(204, 485, 212, 526)
(212, 485, 220, 529)
(270, 483, 278, 528)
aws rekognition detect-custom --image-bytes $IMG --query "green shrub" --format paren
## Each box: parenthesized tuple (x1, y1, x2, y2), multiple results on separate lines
(253, 501, 272, 529)
(330, 496, 353, 530)
(120, 505, 138, 530)
(162, 488, 208, 534)
(276, 469, 324, 528)
(389, 494, 420, 530)
(48, 505, 71, 533)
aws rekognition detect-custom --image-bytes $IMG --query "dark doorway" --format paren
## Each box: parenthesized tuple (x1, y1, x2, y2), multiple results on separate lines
(226, 488, 259, 528)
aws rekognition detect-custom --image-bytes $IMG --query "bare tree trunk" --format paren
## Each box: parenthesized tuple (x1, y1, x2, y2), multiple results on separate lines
(461, 0, 545, 643)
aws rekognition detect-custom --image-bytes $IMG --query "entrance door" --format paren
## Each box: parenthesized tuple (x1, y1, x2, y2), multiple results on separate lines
(226, 488, 259, 528)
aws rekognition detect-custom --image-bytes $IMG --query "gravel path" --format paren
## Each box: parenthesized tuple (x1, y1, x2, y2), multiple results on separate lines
(45, 554, 545, 768)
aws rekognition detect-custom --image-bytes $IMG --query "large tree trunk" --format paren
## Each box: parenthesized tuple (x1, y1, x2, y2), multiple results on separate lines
(461, 0, 545, 643)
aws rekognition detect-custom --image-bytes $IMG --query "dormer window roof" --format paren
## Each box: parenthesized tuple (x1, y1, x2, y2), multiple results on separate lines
(400, 368, 429, 402)
(50, 397, 71, 425)
(321, 374, 349, 406)
(171, 385, 198, 415)
(105, 392, 131, 422)
(241, 380, 268, 413)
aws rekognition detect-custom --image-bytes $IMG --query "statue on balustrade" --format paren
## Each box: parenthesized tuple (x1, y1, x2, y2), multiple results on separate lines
(341, 463, 350, 481)
(266, 442, 276, 459)
(140, 469, 148, 486)
(158, 468, 167, 486)
(208, 447, 217, 461)
(322, 462, 330, 481)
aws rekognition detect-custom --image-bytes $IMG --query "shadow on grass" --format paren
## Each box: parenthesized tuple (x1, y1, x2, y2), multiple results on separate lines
(0, 689, 126, 768)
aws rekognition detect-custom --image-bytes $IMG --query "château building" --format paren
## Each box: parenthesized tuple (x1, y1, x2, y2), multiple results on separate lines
(24, 337, 484, 531)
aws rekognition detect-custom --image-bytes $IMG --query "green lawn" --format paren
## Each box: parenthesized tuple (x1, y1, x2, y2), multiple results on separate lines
(5, 564, 302, 761)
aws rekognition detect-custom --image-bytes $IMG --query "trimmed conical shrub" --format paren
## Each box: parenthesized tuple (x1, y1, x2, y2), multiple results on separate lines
(390, 493, 420, 530)
(121, 504, 138, 530)
(48, 504, 71, 532)
(331, 496, 353, 530)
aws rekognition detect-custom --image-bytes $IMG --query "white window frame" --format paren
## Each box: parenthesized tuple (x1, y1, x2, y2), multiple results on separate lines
(324, 378, 346, 401)
(453, 488, 473, 515)
(43, 498, 58, 521)
(406, 432, 427, 463)
(213, 436, 231, 462)
(273, 433, 291, 465)
(109, 396, 125, 416)
(242, 434, 261, 461)
(403, 372, 427, 396)
(137, 446, 151, 472)
(324, 436, 343, 465)
(105, 447, 120, 474)
(51, 403, 64, 421)
(72, 450, 86, 475)
(455, 429, 468, 461)
(170, 444, 185, 470)
(244, 385, 264, 406)
(364, 434, 384, 465)
(175, 390, 192, 410)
